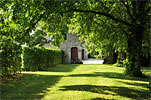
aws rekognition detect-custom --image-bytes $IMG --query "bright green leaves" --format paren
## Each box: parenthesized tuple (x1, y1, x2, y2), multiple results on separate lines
(0, 0, 150, 59)
(49, 31, 65, 47)
(0, 37, 22, 76)
(67, 1, 130, 58)
(27, 30, 47, 47)
(0, 0, 75, 45)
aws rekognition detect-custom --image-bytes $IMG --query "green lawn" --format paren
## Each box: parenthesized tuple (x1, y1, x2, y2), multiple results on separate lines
(1, 64, 151, 100)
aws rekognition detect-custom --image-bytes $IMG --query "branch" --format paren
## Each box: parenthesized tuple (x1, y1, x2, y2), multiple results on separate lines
(19, 10, 47, 40)
(70, 9, 132, 26)
(120, 1, 135, 20)
(27, 11, 46, 34)
(19, 1, 78, 41)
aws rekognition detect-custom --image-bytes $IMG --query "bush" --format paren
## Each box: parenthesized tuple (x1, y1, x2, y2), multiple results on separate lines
(22, 47, 62, 71)
(0, 38, 22, 76)
(113, 59, 124, 67)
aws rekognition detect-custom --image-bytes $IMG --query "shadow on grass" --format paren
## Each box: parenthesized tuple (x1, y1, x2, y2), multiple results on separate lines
(60, 85, 150, 99)
(46, 64, 79, 72)
(1, 64, 80, 99)
(90, 98, 115, 100)
(118, 80, 149, 88)
(1, 74, 62, 99)
(68, 72, 149, 82)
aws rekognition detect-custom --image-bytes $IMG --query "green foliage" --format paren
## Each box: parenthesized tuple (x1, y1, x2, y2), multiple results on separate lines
(67, 0, 150, 76)
(1, 0, 150, 77)
(0, 37, 22, 76)
(113, 58, 131, 67)
(48, 31, 65, 47)
(22, 47, 62, 71)
(68, 9, 128, 58)
(27, 30, 48, 47)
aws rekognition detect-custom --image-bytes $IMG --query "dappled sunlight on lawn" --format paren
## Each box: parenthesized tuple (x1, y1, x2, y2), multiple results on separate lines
(22, 71, 67, 76)
(1, 64, 150, 100)
(60, 85, 149, 99)
(41, 65, 150, 100)
(1, 74, 61, 99)
(1, 64, 79, 100)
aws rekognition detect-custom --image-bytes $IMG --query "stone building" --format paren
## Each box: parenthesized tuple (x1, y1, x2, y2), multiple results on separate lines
(44, 33, 88, 64)
(60, 33, 88, 64)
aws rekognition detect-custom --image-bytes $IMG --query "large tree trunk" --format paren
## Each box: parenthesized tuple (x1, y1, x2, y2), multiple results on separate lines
(124, 0, 148, 77)
(125, 24, 144, 77)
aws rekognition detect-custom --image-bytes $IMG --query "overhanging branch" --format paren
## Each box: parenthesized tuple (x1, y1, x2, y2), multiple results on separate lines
(18, 10, 47, 41)
(19, 1, 78, 41)
(26, 11, 47, 36)
(70, 9, 132, 27)
(120, 1, 135, 20)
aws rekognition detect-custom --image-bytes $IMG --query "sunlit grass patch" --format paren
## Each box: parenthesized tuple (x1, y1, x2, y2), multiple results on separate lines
(1, 64, 150, 100)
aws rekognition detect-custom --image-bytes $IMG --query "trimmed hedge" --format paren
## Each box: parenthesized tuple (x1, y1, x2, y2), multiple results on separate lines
(23, 47, 62, 71)
(0, 38, 22, 76)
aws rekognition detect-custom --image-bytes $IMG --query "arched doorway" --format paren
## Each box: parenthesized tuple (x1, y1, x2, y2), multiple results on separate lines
(71, 47, 78, 63)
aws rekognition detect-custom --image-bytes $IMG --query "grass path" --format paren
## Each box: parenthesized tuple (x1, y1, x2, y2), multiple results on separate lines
(1, 64, 151, 100)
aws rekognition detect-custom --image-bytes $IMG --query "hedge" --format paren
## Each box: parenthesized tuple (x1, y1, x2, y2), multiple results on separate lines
(0, 38, 22, 76)
(22, 47, 62, 71)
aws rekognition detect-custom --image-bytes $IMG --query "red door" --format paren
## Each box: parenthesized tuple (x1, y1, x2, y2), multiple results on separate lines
(71, 47, 78, 60)
(82, 49, 84, 60)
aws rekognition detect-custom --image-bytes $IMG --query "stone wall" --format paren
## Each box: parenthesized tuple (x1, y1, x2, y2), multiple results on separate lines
(60, 33, 88, 64)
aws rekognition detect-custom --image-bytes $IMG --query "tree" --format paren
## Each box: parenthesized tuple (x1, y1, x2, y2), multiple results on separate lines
(0, 0, 76, 75)
(67, 0, 150, 77)
(0, 0, 150, 77)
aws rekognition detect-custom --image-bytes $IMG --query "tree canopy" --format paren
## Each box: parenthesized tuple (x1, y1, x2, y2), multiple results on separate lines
(0, 0, 150, 77)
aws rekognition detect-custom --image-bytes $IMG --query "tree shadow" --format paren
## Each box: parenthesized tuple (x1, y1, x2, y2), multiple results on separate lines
(90, 98, 115, 100)
(117, 80, 151, 94)
(1, 74, 62, 99)
(1, 64, 79, 99)
(117, 80, 149, 88)
(1, 74, 61, 99)
(68, 72, 149, 82)
(60, 85, 150, 99)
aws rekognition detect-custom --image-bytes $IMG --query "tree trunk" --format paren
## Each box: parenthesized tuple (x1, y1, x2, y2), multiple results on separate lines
(125, 24, 144, 77)
(124, 0, 148, 77)
(113, 51, 118, 64)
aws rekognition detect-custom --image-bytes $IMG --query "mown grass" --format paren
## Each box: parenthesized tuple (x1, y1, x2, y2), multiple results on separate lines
(1, 64, 151, 100)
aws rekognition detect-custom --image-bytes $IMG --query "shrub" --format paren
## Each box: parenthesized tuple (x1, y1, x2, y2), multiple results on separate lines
(22, 47, 62, 71)
(113, 59, 124, 67)
(0, 38, 22, 76)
